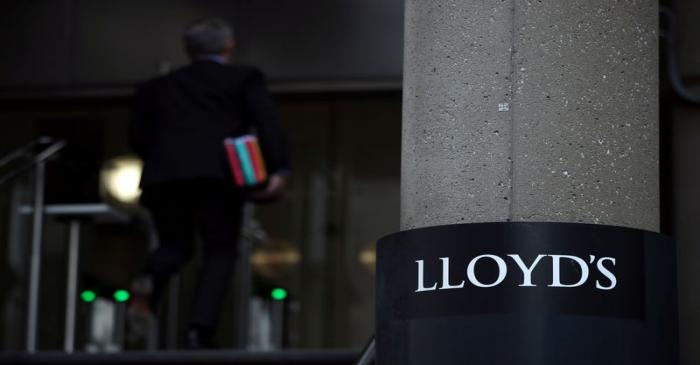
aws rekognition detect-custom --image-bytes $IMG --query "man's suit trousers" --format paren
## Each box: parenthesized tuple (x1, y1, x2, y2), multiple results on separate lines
(142, 178, 243, 330)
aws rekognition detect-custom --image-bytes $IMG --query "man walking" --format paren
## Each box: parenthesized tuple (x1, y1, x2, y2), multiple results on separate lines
(128, 18, 289, 348)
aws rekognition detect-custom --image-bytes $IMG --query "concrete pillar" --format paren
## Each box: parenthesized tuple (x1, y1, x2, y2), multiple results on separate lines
(402, 0, 658, 231)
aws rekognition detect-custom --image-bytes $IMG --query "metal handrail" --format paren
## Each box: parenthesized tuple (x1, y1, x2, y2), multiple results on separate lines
(0, 138, 66, 185)
(0, 137, 54, 169)
(0, 137, 66, 352)
(356, 336, 376, 365)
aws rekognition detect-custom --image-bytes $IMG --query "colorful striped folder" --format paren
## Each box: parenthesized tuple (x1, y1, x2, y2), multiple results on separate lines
(224, 135, 268, 187)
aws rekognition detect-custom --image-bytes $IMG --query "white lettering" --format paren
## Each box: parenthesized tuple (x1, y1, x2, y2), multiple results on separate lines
(415, 260, 438, 292)
(467, 255, 507, 288)
(414, 254, 618, 293)
(508, 254, 546, 287)
(549, 255, 589, 288)
(596, 257, 617, 290)
(439, 257, 465, 290)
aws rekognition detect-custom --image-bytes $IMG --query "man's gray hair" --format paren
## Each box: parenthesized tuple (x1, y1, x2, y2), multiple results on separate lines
(183, 18, 234, 59)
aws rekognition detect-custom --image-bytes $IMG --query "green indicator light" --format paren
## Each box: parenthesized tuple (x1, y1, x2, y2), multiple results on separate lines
(80, 290, 96, 303)
(271, 288, 288, 301)
(113, 289, 130, 302)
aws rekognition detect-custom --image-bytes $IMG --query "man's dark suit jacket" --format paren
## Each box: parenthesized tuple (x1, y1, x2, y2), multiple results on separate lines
(129, 60, 289, 188)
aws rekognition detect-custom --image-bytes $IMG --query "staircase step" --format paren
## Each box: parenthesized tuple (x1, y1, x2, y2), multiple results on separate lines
(2, 350, 359, 365)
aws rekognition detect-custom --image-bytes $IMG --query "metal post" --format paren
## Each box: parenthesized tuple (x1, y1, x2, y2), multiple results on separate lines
(146, 215, 159, 351)
(5, 181, 25, 350)
(114, 302, 126, 351)
(234, 203, 254, 348)
(271, 300, 284, 349)
(64, 220, 80, 352)
(166, 275, 180, 349)
(26, 161, 46, 352)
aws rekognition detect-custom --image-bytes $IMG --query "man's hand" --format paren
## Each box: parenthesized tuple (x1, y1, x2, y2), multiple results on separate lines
(252, 173, 288, 200)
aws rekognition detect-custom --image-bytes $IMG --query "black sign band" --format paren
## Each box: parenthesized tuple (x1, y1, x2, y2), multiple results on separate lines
(376, 222, 677, 364)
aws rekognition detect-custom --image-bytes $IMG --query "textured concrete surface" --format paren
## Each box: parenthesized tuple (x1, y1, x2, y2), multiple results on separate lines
(402, 0, 659, 231)
(402, 0, 514, 229)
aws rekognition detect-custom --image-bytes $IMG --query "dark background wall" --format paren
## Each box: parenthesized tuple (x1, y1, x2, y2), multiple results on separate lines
(0, 0, 406, 351)
(668, 1, 700, 363)
(0, 0, 404, 91)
